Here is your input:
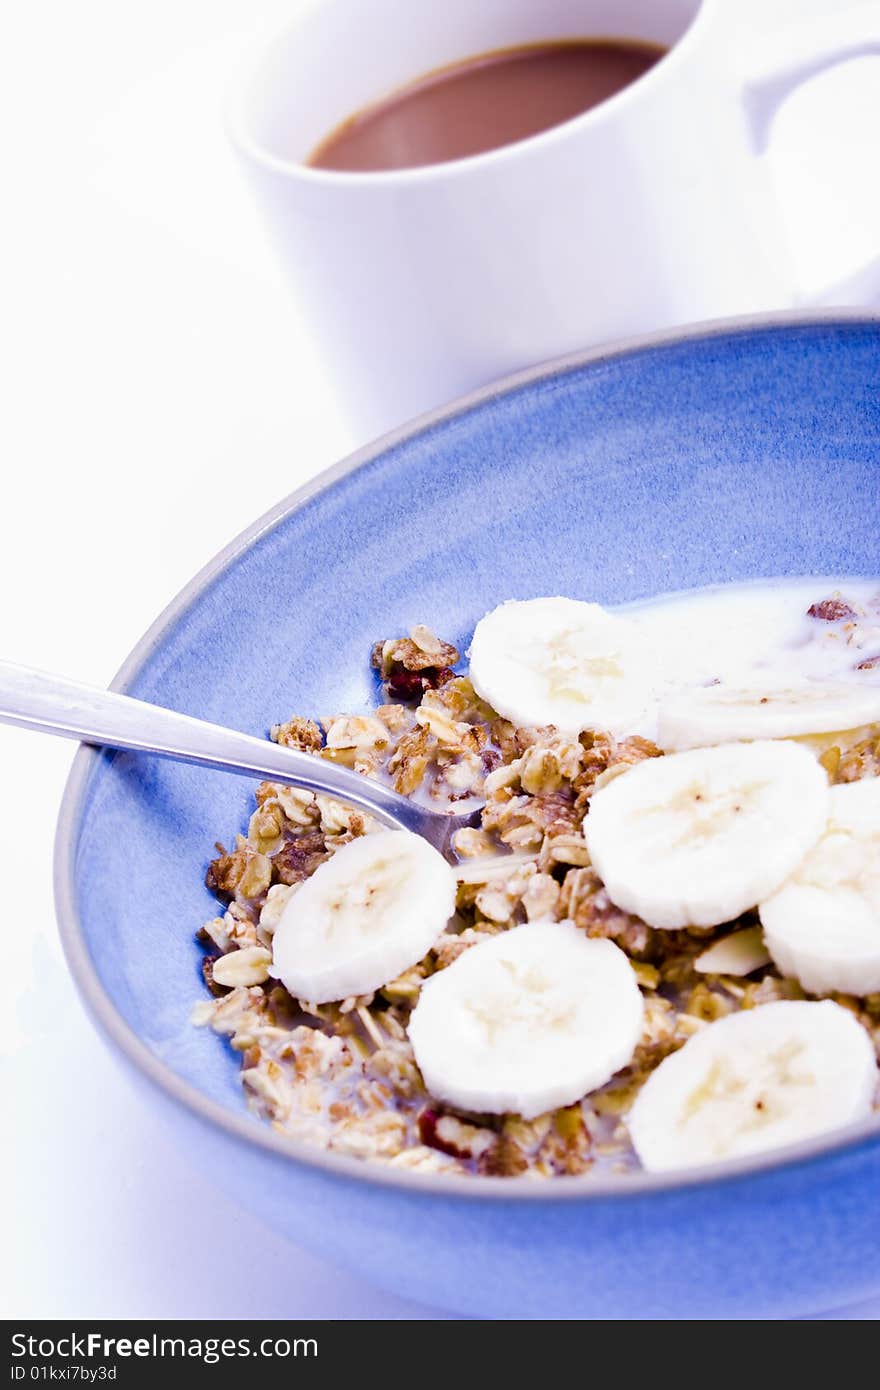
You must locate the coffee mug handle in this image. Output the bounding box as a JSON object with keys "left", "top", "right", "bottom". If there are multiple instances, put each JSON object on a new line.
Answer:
{"left": 737, "top": 1, "right": 880, "bottom": 303}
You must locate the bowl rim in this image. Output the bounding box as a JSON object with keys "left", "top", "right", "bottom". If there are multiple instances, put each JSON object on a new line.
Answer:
{"left": 55, "top": 307, "right": 880, "bottom": 1203}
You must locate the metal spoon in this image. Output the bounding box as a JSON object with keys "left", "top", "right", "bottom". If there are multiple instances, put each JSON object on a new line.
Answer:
{"left": 0, "top": 661, "right": 482, "bottom": 860}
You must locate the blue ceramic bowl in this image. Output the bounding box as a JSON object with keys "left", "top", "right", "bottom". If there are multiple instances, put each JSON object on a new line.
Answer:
{"left": 56, "top": 314, "right": 880, "bottom": 1319}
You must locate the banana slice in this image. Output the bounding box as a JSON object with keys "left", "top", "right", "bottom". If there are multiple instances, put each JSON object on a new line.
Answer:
{"left": 271, "top": 830, "right": 456, "bottom": 1004}
{"left": 583, "top": 741, "right": 828, "bottom": 929}
{"left": 467, "top": 597, "right": 654, "bottom": 735}
{"left": 759, "top": 778, "right": 880, "bottom": 996}
{"left": 658, "top": 680, "right": 880, "bottom": 751}
{"left": 629, "top": 1000, "right": 877, "bottom": 1172}
{"left": 407, "top": 920, "right": 643, "bottom": 1119}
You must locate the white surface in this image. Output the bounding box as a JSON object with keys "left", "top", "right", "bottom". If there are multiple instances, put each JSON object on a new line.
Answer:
{"left": 1, "top": 0, "right": 878, "bottom": 1320}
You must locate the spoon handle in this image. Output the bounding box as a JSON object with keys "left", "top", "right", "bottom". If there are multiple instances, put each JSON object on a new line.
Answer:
{"left": 0, "top": 659, "right": 427, "bottom": 835}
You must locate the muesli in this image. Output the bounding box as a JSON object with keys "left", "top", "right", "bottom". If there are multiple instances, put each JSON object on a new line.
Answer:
{"left": 192, "top": 581, "right": 880, "bottom": 1177}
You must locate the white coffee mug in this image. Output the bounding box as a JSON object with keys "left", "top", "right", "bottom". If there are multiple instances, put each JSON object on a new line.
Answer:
{"left": 228, "top": 0, "right": 880, "bottom": 440}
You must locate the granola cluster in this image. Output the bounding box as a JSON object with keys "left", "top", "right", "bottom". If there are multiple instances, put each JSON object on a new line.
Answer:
{"left": 192, "top": 625, "right": 880, "bottom": 1178}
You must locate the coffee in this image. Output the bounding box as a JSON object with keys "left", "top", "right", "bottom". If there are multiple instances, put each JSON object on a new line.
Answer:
{"left": 308, "top": 38, "right": 665, "bottom": 173}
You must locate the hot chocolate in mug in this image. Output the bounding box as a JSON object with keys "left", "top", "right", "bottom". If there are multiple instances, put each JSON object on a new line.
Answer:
{"left": 228, "top": 0, "right": 880, "bottom": 439}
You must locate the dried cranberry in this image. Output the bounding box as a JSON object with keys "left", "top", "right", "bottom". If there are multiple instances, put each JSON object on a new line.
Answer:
{"left": 418, "top": 1108, "right": 471, "bottom": 1159}
{"left": 386, "top": 668, "right": 423, "bottom": 701}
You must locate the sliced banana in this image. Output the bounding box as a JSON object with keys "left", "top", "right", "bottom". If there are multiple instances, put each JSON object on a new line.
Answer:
{"left": 467, "top": 597, "right": 654, "bottom": 735}
{"left": 628, "top": 1000, "right": 877, "bottom": 1172}
{"left": 271, "top": 830, "right": 456, "bottom": 1004}
{"left": 658, "top": 679, "right": 880, "bottom": 751}
{"left": 583, "top": 741, "right": 828, "bottom": 929}
{"left": 407, "top": 920, "right": 644, "bottom": 1120}
{"left": 759, "top": 778, "right": 880, "bottom": 996}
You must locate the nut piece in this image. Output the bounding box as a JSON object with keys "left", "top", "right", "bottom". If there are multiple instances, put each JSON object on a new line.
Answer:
{"left": 211, "top": 946, "right": 272, "bottom": 988}
{"left": 270, "top": 716, "right": 323, "bottom": 752}
{"left": 807, "top": 595, "right": 857, "bottom": 622}
{"left": 379, "top": 634, "right": 459, "bottom": 673}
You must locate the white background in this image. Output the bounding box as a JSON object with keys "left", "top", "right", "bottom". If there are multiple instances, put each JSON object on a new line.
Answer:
{"left": 1, "top": 1, "right": 879, "bottom": 1320}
